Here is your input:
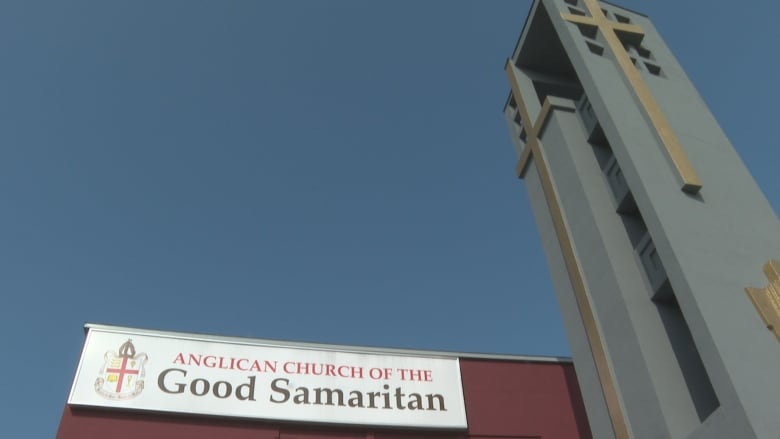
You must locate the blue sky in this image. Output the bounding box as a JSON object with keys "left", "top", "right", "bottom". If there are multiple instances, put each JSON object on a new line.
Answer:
{"left": 0, "top": 1, "right": 777, "bottom": 437}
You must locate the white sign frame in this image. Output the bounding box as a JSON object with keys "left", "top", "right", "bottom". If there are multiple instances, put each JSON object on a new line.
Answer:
{"left": 68, "top": 326, "right": 468, "bottom": 429}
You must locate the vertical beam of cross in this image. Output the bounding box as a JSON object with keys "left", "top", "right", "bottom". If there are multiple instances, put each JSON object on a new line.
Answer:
{"left": 562, "top": 0, "right": 703, "bottom": 194}
{"left": 506, "top": 60, "right": 630, "bottom": 439}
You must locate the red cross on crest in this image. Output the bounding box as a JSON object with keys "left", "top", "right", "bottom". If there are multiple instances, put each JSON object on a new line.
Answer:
{"left": 95, "top": 339, "right": 148, "bottom": 400}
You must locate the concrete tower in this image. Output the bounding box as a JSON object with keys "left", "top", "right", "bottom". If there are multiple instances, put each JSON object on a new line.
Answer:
{"left": 503, "top": 1, "right": 780, "bottom": 438}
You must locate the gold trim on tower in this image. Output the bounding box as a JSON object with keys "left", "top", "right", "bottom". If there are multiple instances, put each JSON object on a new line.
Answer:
{"left": 745, "top": 260, "right": 780, "bottom": 342}
{"left": 561, "top": 0, "right": 703, "bottom": 194}
{"left": 506, "top": 60, "right": 630, "bottom": 439}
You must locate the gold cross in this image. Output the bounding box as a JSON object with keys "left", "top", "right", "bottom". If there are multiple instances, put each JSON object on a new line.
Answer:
{"left": 506, "top": 64, "right": 558, "bottom": 178}
{"left": 562, "top": 0, "right": 703, "bottom": 194}
{"left": 506, "top": 60, "right": 630, "bottom": 439}
{"left": 745, "top": 260, "right": 780, "bottom": 342}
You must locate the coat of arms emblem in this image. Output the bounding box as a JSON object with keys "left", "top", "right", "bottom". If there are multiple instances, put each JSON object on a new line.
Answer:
{"left": 94, "top": 339, "right": 148, "bottom": 400}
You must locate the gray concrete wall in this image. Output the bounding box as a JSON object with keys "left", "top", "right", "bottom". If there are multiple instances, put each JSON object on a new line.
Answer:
{"left": 523, "top": 155, "right": 615, "bottom": 439}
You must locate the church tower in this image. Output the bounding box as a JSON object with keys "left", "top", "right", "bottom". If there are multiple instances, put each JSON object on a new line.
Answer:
{"left": 503, "top": 1, "right": 780, "bottom": 438}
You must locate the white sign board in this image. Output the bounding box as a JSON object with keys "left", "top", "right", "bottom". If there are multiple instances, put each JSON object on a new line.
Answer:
{"left": 68, "top": 327, "right": 468, "bottom": 429}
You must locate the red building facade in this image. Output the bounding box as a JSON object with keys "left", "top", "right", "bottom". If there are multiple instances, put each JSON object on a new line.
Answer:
{"left": 58, "top": 325, "right": 590, "bottom": 439}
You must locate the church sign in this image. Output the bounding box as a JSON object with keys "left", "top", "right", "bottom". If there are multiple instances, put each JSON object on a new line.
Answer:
{"left": 68, "top": 327, "right": 468, "bottom": 429}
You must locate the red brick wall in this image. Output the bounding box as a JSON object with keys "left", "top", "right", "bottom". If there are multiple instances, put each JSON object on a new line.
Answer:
{"left": 460, "top": 359, "right": 591, "bottom": 439}
{"left": 57, "top": 359, "right": 590, "bottom": 439}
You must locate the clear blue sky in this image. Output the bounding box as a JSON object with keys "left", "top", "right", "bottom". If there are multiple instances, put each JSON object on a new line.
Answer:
{"left": 0, "top": 1, "right": 777, "bottom": 437}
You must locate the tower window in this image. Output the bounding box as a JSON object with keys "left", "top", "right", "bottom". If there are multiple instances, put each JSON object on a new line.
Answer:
{"left": 614, "top": 13, "right": 631, "bottom": 24}
{"left": 576, "top": 22, "right": 599, "bottom": 39}
{"left": 586, "top": 41, "right": 605, "bottom": 56}
{"left": 644, "top": 62, "right": 663, "bottom": 76}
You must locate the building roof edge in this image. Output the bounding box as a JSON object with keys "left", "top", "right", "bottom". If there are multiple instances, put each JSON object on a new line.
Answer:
{"left": 83, "top": 322, "right": 572, "bottom": 364}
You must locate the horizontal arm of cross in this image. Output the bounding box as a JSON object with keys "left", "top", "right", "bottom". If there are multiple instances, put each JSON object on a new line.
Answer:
{"left": 612, "top": 22, "right": 644, "bottom": 37}
{"left": 561, "top": 13, "right": 597, "bottom": 27}
{"left": 561, "top": 13, "right": 644, "bottom": 39}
